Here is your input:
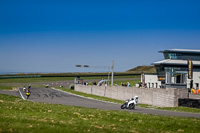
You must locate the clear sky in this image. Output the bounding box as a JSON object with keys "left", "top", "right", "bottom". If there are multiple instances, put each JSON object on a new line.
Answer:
{"left": 0, "top": 0, "right": 200, "bottom": 73}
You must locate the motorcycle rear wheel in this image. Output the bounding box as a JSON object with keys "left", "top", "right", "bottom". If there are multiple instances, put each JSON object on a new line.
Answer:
{"left": 128, "top": 103, "right": 135, "bottom": 110}
{"left": 26, "top": 95, "right": 30, "bottom": 99}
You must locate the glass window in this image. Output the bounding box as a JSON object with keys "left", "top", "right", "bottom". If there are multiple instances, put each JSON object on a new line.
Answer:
{"left": 164, "top": 53, "right": 169, "bottom": 59}
{"left": 163, "top": 52, "right": 180, "bottom": 59}
{"left": 169, "top": 53, "right": 177, "bottom": 59}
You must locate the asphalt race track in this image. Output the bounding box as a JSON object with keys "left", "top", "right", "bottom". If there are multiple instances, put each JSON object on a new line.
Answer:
{"left": 1, "top": 87, "right": 200, "bottom": 118}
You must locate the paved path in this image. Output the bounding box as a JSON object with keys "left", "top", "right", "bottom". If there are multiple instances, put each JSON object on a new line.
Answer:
{"left": 1, "top": 88, "right": 200, "bottom": 118}
{"left": 0, "top": 90, "right": 21, "bottom": 97}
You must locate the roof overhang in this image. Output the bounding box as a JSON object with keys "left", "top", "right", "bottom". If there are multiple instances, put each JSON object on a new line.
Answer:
{"left": 152, "top": 59, "right": 200, "bottom": 66}
{"left": 159, "top": 49, "right": 200, "bottom": 54}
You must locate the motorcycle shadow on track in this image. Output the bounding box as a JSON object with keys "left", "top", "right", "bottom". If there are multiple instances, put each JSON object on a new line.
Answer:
{"left": 121, "top": 96, "right": 138, "bottom": 110}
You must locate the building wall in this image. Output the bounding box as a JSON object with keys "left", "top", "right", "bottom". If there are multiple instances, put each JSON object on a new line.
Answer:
{"left": 141, "top": 74, "right": 162, "bottom": 88}
{"left": 75, "top": 85, "right": 182, "bottom": 107}
{"left": 143, "top": 72, "right": 200, "bottom": 89}
{"left": 187, "top": 72, "right": 200, "bottom": 89}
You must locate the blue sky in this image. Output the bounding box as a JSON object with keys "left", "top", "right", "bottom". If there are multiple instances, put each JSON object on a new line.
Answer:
{"left": 0, "top": 0, "right": 200, "bottom": 73}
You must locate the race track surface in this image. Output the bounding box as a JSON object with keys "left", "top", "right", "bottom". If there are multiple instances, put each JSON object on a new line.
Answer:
{"left": 1, "top": 87, "right": 200, "bottom": 118}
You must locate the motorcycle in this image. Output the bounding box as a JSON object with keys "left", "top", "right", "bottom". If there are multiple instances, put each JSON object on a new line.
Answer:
{"left": 121, "top": 96, "right": 138, "bottom": 110}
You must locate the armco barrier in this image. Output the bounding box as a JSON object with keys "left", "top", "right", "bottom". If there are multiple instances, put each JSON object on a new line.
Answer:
{"left": 75, "top": 85, "right": 186, "bottom": 107}
{"left": 0, "top": 75, "right": 41, "bottom": 79}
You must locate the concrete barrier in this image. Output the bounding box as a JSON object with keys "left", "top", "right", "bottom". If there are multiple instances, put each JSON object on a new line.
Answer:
{"left": 189, "top": 93, "right": 200, "bottom": 99}
{"left": 75, "top": 85, "right": 187, "bottom": 107}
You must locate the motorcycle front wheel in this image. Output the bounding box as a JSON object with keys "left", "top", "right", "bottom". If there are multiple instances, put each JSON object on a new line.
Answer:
{"left": 121, "top": 104, "right": 126, "bottom": 109}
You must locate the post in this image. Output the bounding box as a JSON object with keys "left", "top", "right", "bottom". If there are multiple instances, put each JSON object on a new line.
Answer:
{"left": 108, "top": 72, "right": 110, "bottom": 86}
{"left": 111, "top": 60, "right": 114, "bottom": 86}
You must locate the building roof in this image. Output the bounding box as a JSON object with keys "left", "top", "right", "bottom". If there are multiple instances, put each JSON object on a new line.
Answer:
{"left": 152, "top": 59, "right": 200, "bottom": 66}
{"left": 159, "top": 49, "right": 200, "bottom": 54}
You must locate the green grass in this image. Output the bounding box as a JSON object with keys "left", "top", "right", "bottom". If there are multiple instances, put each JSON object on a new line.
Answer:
{"left": 0, "top": 77, "right": 75, "bottom": 83}
{"left": 155, "top": 106, "right": 200, "bottom": 114}
{"left": 0, "top": 75, "right": 139, "bottom": 84}
{"left": 0, "top": 94, "right": 200, "bottom": 133}
{"left": 56, "top": 87, "right": 200, "bottom": 114}
{"left": 0, "top": 85, "right": 13, "bottom": 90}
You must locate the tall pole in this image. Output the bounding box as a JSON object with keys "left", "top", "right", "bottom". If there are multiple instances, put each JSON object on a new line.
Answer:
{"left": 111, "top": 60, "right": 114, "bottom": 86}
{"left": 108, "top": 72, "right": 110, "bottom": 86}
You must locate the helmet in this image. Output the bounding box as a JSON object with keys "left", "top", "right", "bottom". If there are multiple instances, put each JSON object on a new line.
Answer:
{"left": 134, "top": 96, "right": 138, "bottom": 99}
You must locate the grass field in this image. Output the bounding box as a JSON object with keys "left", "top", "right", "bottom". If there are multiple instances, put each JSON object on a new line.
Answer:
{"left": 0, "top": 85, "right": 13, "bottom": 90}
{"left": 0, "top": 75, "right": 141, "bottom": 91}
{"left": 1, "top": 75, "right": 200, "bottom": 132}
{"left": 0, "top": 77, "right": 75, "bottom": 83}
{"left": 0, "top": 75, "right": 140, "bottom": 84}
{"left": 0, "top": 94, "right": 200, "bottom": 133}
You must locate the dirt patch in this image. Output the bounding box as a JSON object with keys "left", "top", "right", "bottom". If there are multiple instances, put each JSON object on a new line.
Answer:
{"left": 12, "top": 88, "right": 18, "bottom": 91}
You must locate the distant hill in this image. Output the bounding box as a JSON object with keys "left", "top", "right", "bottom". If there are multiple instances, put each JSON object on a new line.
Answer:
{"left": 126, "top": 66, "right": 156, "bottom": 73}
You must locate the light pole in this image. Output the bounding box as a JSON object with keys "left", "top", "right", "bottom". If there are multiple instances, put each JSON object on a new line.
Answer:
{"left": 75, "top": 60, "right": 114, "bottom": 86}
{"left": 111, "top": 60, "right": 114, "bottom": 86}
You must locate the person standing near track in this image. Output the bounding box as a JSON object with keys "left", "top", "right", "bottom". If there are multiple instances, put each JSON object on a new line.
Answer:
{"left": 197, "top": 87, "right": 199, "bottom": 94}
{"left": 127, "top": 82, "right": 131, "bottom": 87}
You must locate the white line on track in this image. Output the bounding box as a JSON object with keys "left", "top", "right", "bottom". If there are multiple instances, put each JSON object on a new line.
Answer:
{"left": 18, "top": 88, "right": 26, "bottom": 100}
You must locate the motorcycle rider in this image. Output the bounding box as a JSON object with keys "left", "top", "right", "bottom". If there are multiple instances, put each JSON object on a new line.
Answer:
{"left": 129, "top": 96, "right": 138, "bottom": 106}
{"left": 134, "top": 96, "right": 138, "bottom": 106}
{"left": 26, "top": 89, "right": 31, "bottom": 99}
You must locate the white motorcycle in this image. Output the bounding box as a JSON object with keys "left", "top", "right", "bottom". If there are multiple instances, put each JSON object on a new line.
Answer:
{"left": 121, "top": 96, "right": 138, "bottom": 110}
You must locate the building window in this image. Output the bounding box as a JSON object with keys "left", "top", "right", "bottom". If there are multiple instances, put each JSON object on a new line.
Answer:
{"left": 164, "top": 53, "right": 169, "bottom": 59}
{"left": 169, "top": 53, "right": 177, "bottom": 59}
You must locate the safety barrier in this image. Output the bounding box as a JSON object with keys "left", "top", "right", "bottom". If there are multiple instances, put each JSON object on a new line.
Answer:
{"left": 0, "top": 75, "right": 41, "bottom": 79}
{"left": 74, "top": 84, "right": 186, "bottom": 107}
{"left": 178, "top": 98, "right": 200, "bottom": 109}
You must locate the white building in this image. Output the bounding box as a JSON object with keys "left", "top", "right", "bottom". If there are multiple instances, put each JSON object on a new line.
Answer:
{"left": 142, "top": 49, "right": 200, "bottom": 89}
